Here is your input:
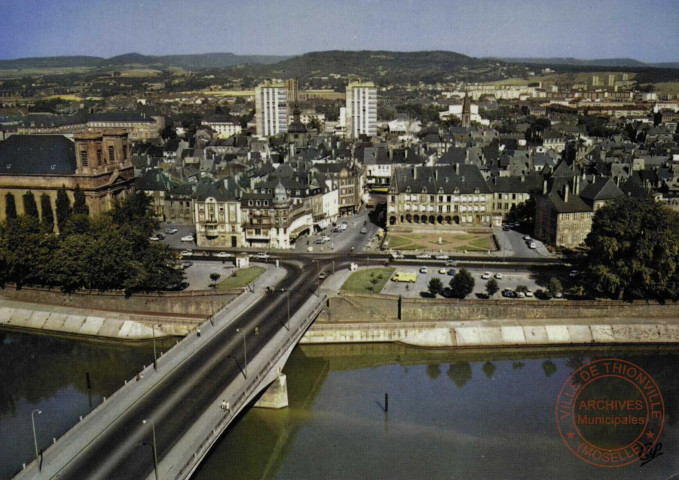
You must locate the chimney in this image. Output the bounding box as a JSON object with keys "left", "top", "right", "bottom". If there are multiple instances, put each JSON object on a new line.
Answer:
{"left": 435, "top": 169, "right": 438, "bottom": 181}
{"left": 521, "top": 175, "right": 525, "bottom": 182}
{"left": 543, "top": 179, "right": 548, "bottom": 194}
{"left": 455, "top": 163, "right": 460, "bottom": 175}
{"left": 564, "top": 184, "right": 570, "bottom": 202}
{"left": 413, "top": 167, "right": 417, "bottom": 180}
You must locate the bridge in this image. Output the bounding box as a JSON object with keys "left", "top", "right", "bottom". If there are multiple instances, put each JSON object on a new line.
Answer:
{"left": 14, "top": 258, "right": 335, "bottom": 480}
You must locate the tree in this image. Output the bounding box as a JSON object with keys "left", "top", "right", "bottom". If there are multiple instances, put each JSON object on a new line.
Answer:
{"left": 73, "top": 185, "right": 89, "bottom": 216}
{"left": 482, "top": 361, "right": 496, "bottom": 379}
{"left": 583, "top": 196, "right": 679, "bottom": 301}
{"left": 542, "top": 360, "right": 558, "bottom": 377}
{"left": 55, "top": 186, "right": 71, "bottom": 233}
{"left": 428, "top": 277, "right": 443, "bottom": 297}
{"left": 40, "top": 194, "right": 54, "bottom": 232}
{"left": 449, "top": 268, "right": 475, "bottom": 299}
{"left": 5, "top": 193, "right": 16, "bottom": 220}
{"left": 210, "top": 272, "right": 221, "bottom": 288}
{"left": 23, "top": 192, "right": 39, "bottom": 219}
{"left": 506, "top": 195, "right": 537, "bottom": 226}
{"left": 485, "top": 278, "right": 499, "bottom": 297}
{"left": 548, "top": 277, "right": 563, "bottom": 297}
{"left": 447, "top": 362, "right": 472, "bottom": 388}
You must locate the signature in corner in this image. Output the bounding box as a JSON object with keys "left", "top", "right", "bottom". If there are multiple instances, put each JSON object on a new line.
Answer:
{"left": 639, "top": 441, "right": 664, "bottom": 467}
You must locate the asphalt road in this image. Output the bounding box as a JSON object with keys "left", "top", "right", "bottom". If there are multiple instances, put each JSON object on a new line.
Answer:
{"left": 54, "top": 258, "right": 327, "bottom": 480}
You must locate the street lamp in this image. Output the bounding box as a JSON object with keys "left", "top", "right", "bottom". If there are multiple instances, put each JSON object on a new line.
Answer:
{"left": 236, "top": 328, "right": 247, "bottom": 377}
{"left": 142, "top": 419, "right": 158, "bottom": 480}
{"left": 31, "top": 409, "right": 41, "bottom": 463}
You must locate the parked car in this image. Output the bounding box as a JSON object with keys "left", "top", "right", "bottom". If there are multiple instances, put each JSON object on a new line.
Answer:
{"left": 481, "top": 272, "right": 492, "bottom": 280}
{"left": 180, "top": 250, "right": 193, "bottom": 257}
{"left": 149, "top": 235, "right": 160, "bottom": 242}
{"left": 448, "top": 268, "right": 456, "bottom": 276}
{"left": 182, "top": 261, "right": 193, "bottom": 269}
{"left": 502, "top": 289, "right": 516, "bottom": 298}
{"left": 435, "top": 254, "right": 449, "bottom": 260}
{"left": 554, "top": 292, "right": 564, "bottom": 299}
{"left": 319, "top": 272, "right": 327, "bottom": 280}
{"left": 360, "top": 227, "right": 367, "bottom": 234}
{"left": 165, "top": 228, "right": 178, "bottom": 234}
{"left": 314, "top": 238, "right": 325, "bottom": 244}
{"left": 525, "top": 289, "right": 534, "bottom": 297}
{"left": 569, "top": 270, "right": 580, "bottom": 277}
{"left": 420, "top": 267, "right": 428, "bottom": 274}
{"left": 390, "top": 251, "right": 404, "bottom": 259}
{"left": 215, "top": 252, "right": 231, "bottom": 258}
{"left": 523, "top": 235, "right": 531, "bottom": 241}
{"left": 502, "top": 225, "right": 510, "bottom": 231}
{"left": 416, "top": 253, "right": 432, "bottom": 259}
{"left": 254, "top": 252, "right": 270, "bottom": 259}
{"left": 181, "top": 235, "right": 194, "bottom": 242}
{"left": 438, "top": 268, "right": 447, "bottom": 274}
{"left": 445, "top": 260, "right": 456, "bottom": 267}
{"left": 515, "top": 291, "right": 526, "bottom": 298}
{"left": 528, "top": 242, "right": 537, "bottom": 249}
{"left": 495, "top": 273, "right": 503, "bottom": 279}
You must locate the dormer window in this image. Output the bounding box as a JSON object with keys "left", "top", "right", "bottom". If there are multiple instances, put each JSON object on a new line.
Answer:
{"left": 50, "top": 165, "right": 56, "bottom": 170}
{"left": 474, "top": 187, "right": 480, "bottom": 194}
{"left": 454, "top": 188, "right": 460, "bottom": 194}
{"left": 405, "top": 186, "right": 411, "bottom": 193}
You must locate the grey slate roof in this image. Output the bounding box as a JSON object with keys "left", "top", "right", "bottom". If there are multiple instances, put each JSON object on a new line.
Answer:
{"left": 392, "top": 164, "right": 491, "bottom": 195}
{"left": 489, "top": 174, "right": 543, "bottom": 193}
{"left": 0, "top": 135, "right": 76, "bottom": 175}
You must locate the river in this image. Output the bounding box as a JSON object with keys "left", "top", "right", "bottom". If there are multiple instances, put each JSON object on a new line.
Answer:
{"left": 1, "top": 330, "right": 678, "bottom": 479}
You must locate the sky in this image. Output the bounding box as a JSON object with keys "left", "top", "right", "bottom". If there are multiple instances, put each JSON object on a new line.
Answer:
{"left": 0, "top": 0, "right": 678, "bottom": 62}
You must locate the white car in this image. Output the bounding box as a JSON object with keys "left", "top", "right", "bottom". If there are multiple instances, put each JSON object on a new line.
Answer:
{"left": 254, "top": 252, "right": 270, "bottom": 259}
{"left": 165, "top": 228, "right": 178, "bottom": 234}
{"left": 390, "top": 251, "right": 404, "bottom": 259}
{"left": 523, "top": 235, "right": 531, "bottom": 241}
{"left": 528, "top": 242, "right": 537, "bottom": 249}
{"left": 416, "top": 253, "right": 432, "bottom": 259}
{"left": 181, "top": 235, "right": 194, "bottom": 242}
{"left": 180, "top": 250, "right": 193, "bottom": 257}
{"left": 438, "top": 268, "right": 447, "bottom": 274}
{"left": 420, "top": 267, "right": 428, "bottom": 274}
{"left": 215, "top": 252, "right": 231, "bottom": 258}
{"left": 525, "top": 289, "right": 534, "bottom": 297}
{"left": 481, "top": 272, "right": 492, "bottom": 279}
{"left": 495, "top": 273, "right": 503, "bottom": 279}
{"left": 149, "top": 235, "right": 160, "bottom": 242}
{"left": 435, "top": 254, "right": 449, "bottom": 260}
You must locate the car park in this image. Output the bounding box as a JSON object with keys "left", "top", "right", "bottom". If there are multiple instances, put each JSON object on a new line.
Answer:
{"left": 165, "top": 228, "right": 178, "bottom": 234}
{"left": 416, "top": 253, "right": 432, "bottom": 259}
{"left": 495, "top": 273, "right": 503, "bottom": 279}
{"left": 181, "top": 235, "right": 194, "bottom": 242}
{"left": 481, "top": 272, "right": 492, "bottom": 279}
{"left": 435, "top": 254, "right": 449, "bottom": 260}
{"left": 420, "top": 267, "right": 428, "bottom": 274}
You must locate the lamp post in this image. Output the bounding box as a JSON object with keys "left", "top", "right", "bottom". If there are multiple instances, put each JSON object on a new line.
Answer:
{"left": 152, "top": 324, "right": 157, "bottom": 370}
{"left": 236, "top": 328, "right": 247, "bottom": 377}
{"left": 142, "top": 419, "right": 158, "bottom": 480}
{"left": 31, "top": 409, "right": 41, "bottom": 463}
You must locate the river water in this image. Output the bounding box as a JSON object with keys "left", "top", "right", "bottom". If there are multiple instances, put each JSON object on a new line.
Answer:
{"left": 1, "top": 330, "right": 678, "bottom": 479}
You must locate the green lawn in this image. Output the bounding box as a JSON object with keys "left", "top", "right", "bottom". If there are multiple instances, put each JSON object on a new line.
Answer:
{"left": 217, "top": 266, "right": 266, "bottom": 290}
{"left": 341, "top": 268, "right": 395, "bottom": 294}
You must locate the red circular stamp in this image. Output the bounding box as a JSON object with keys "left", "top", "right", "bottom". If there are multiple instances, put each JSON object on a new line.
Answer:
{"left": 556, "top": 358, "right": 665, "bottom": 467}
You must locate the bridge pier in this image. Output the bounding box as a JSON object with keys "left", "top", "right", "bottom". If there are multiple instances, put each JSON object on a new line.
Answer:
{"left": 254, "top": 373, "right": 289, "bottom": 409}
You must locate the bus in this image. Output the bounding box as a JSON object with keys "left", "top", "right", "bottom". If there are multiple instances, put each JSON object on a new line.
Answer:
{"left": 392, "top": 272, "right": 417, "bottom": 283}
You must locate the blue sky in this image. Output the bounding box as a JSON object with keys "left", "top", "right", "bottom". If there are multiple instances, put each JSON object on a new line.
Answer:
{"left": 0, "top": 0, "right": 677, "bottom": 61}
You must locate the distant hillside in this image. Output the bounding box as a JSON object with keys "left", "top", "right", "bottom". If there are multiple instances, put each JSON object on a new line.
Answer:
{"left": 254, "top": 50, "right": 510, "bottom": 83}
{"left": 0, "top": 52, "right": 290, "bottom": 71}
{"left": 500, "top": 57, "right": 650, "bottom": 67}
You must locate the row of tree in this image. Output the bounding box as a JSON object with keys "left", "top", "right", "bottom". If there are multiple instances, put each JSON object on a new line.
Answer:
{"left": 5, "top": 186, "right": 89, "bottom": 234}
{"left": 0, "top": 191, "right": 183, "bottom": 294}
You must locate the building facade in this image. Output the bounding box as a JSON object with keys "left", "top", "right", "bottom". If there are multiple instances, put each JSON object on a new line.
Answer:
{"left": 255, "top": 81, "right": 288, "bottom": 137}
{"left": 345, "top": 81, "right": 377, "bottom": 139}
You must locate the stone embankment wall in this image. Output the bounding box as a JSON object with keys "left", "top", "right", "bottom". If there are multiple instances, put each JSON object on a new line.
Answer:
{"left": 320, "top": 293, "right": 679, "bottom": 323}
{"left": 0, "top": 286, "right": 239, "bottom": 317}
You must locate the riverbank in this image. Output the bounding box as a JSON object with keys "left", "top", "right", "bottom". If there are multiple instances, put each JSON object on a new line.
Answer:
{"left": 301, "top": 317, "right": 679, "bottom": 348}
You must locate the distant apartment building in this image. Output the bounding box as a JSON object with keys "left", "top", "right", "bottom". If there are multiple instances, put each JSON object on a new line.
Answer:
{"left": 201, "top": 115, "right": 242, "bottom": 139}
{"left": 345, "top": 81, "right": 377, "bottom": 139}
{"left": 255, "top": 81, "right": 288, "bottom": 137}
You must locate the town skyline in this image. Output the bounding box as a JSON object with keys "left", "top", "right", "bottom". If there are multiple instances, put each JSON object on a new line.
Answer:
{"left": 1, "top": 0, "right": 677, "bottom": 62}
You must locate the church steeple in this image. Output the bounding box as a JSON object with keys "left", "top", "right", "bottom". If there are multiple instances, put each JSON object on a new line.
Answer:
{"left": 461, "top": 91, "right": 471, "bottom": 128}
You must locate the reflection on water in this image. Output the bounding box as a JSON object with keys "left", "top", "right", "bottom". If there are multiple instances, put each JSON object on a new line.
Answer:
{"left": 0, "top": 329, "right": 174, "bottom": 479}
{"left": 195, "top": 344, "right": 679, "bottom": 480}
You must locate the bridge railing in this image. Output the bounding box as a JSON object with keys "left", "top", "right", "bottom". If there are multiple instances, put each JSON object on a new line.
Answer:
{"left": 174, "top": 294, "right": 328, "bottom": 480}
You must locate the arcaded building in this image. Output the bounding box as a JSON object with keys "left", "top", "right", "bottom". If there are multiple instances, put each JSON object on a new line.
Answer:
{"left": 0, "top": 131, "right": 135, "bottom": 227}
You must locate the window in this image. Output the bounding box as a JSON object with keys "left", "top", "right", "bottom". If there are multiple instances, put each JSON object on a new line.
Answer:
{"left": 108, "top": 146, "right": 115, "bottom": 163}
{"left": 81, "top": 150, "right": 89, "bottom": 167}
{"left": 97, "top": 149, "right": 102, "bottom": 164}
